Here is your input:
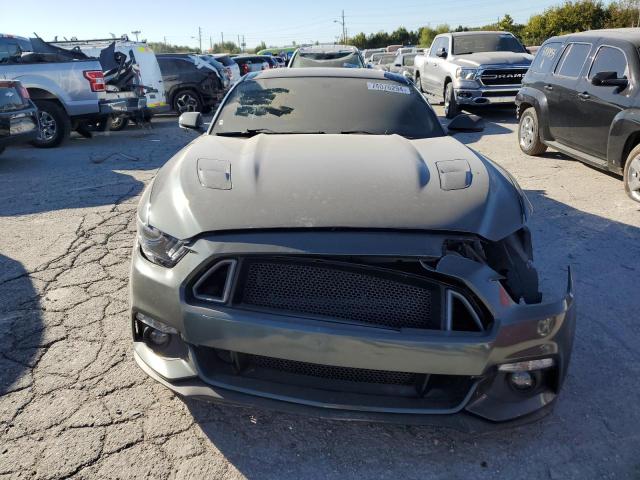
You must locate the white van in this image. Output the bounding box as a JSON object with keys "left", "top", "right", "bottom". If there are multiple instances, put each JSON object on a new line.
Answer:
{"left": 51, "top": 37, "right": 168, "bottom": 119}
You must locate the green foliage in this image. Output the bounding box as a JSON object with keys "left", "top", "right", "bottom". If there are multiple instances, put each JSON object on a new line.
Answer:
{"left": 418, "top": 24, "right": 450, "bottom": 47}
{"left": 347, "top": 26, "right": 420, "bottom": 49}
{"left": 253, "top": 41, "right": 267, "bottom": 54}
{"left": 209, "top": 41, "right": 241, "bottom": 54}
{"left": 147, "top": 42, "right": 194, "bottom": 54}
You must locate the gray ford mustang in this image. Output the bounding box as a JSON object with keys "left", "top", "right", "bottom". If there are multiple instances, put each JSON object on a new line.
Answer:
{"left": 130, "top": 68, "right": 575, "bottom": 428}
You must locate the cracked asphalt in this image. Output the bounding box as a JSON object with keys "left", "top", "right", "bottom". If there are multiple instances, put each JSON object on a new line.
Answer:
{"left": 1, "top": 107, "right": 639, "bottom": 479}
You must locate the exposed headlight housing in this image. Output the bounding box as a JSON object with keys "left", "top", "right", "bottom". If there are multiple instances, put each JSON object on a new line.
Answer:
{"left": 137, "top": 219, "right": 189, "bottom": 267}
{"left": 456, "top": 67, "right": 478, "bottom": 80}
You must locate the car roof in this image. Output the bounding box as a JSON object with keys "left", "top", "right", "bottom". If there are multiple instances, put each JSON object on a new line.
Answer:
{"left": 247, "top": 67, "right": 409, "bottom": 83}
{"left": 553, "top": 28, "right": 640, "bottom": 47}
{"left": 298, "top": 44, "right": 358, "bottom": 53}
{"left": 448, "top": 31, "right": 513, "bottom": 37}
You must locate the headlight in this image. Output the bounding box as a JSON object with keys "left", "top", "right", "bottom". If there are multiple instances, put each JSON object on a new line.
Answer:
{"left": 137, "top": 219, "right": 189, "bottom": 267}
{"left": 456, "top": 68, "right": 477, "bottom": 80}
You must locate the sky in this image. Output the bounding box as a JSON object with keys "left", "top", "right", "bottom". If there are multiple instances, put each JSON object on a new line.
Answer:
{"left": 0, "top": 0, "right": 616, "bottom": 49}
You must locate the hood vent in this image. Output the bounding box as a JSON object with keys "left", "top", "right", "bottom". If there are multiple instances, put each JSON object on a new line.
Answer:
{"left": 436, "top": 159, "right": 472, "bottom": 191}
{"left": 197, "top": 158, "right": 232, "bottom": 190}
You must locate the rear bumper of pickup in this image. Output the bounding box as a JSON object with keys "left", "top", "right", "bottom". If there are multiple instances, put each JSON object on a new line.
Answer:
{"left": 99, "top": 93, "right": 147, "bottom": 115}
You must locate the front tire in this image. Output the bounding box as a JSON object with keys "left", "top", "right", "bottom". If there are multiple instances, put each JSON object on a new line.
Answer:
{"left": 172, "top": 90, "right": 202, "bottom": 114}
{"left": 31, "top": 100, "right": 71, "bottom": 148}
{"left": 444, "top": 82, "right": 459, "bottom": 119}
{"left": 623, "top": 144, "right": 640, "bottom": 203}
{"left": 518, "top": 107, "right": 547, "bottom": 156}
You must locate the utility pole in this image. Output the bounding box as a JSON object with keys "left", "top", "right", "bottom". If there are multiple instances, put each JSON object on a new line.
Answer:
{"left": 334, "top": 11, "right": 346, "bottom": 44}
{"left": 131, "top": 30, "right": 141, "bottom": 42}
{"left": 221, "top": 32, "right": 224, "bottom": 47}
{"left": 198, "top": 26, "right": 202, "bottom": 53}
{"left": 163, "top": 36, "right": 167, "bottom": 48}
{"left": 242, "top": 35, "right": 245, "bottom": 52}
{"left": 209, "top": 36, "right": 213, "bottom": 51}
{"left": 238, "top": 35, "right": 241, "bottom": 52}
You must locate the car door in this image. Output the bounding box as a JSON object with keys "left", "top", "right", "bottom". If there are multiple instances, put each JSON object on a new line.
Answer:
{"left": 578, "top": 44, "right": 633, "bottom": 160}
{"left": 157, "top": 58, "right": 180, "bottom": 96}
{"left": 544, "top": 42, "right": 592, "bottom": 148}
{"left": 422, "top": 36, "right": 448, "bottom": 97}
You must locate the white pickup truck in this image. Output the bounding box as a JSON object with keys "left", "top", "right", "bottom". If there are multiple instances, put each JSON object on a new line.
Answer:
{"left": 0, "top": 35, "right": 146, "bottom": 147}
{"left": 414, "top": 31, "right": 533, "bottom": 118}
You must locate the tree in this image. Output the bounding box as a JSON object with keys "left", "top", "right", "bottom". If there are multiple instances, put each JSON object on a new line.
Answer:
{"left": 418, "top": 24, "right": 450, "bottom": 47}
{"left": 253, "top": 41, "right": 267, "bottom": 54}
{"left": 209, "top": 41, "right": 241, "bottom": 54}
{"left": 605, "top": 0, "right": 640, "bottom": 28}
{"left": 147, "top": 42, "right": 194, "bottom": 54}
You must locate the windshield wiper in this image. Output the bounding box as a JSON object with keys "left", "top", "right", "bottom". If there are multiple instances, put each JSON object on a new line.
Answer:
{"left": 215, "top": 128, "right": 325, "bottom": 137}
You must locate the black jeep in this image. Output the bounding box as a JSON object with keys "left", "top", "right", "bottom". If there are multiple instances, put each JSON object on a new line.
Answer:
{"left": 516, "top": 28, "right": 640, "bottom": 202}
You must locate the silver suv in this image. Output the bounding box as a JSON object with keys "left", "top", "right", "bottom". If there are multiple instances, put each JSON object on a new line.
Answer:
{"left": 414, "top": 31, "right": 533, "bottom": 118}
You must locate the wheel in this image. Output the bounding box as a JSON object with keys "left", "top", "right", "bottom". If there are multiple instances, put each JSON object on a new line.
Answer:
{"left": 30, "top": 100, "right": 71, "bottom": 148}
{"left": 416, "top": 73, "right": 424, "bottom": 93}
{"left": 108, "top": 115, "right": 129, "bottom": 131}
{"left": 623, "top": 144, "right": 640, "bottom": 202}
{"left": 444, "top": 82, "right": 460, "bottom": 119}
{"left": 172, "top": 90, "right": 202, "bottom": 114}
{"left": 518, "top": 107, "right": 547, "bottom": 156}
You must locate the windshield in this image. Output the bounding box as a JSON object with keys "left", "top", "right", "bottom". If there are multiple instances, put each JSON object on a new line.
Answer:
{"left": 210, "top": 76, "right": 443, "bottom": 139}
{"left": 291, "top": 51, "right": 363, "bottom": 68}
{"left": 378, "top": 54, "right": 397, "bottom": 65}
{"left": 452, "top": 33, "right": 526, "bottom": 55}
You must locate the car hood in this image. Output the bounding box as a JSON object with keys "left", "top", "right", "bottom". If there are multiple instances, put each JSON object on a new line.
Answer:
{"left": 452, "top": 51, "right": 533, "bottom": 67}
{"left": 146, "top": 134, "right": 525, "bottom": 241}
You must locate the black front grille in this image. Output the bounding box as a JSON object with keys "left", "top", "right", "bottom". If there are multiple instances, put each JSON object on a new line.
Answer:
{"left": 248, "top": 353, "right": 417, "bottom": 385}
{"left": 480, "top": 68, "right": 528, "bottom": 86}
{"left": 234, "top": 258, "right": 441, "bottom": 330}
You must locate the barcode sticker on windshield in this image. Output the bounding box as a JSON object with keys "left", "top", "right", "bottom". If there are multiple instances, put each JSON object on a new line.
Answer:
{"left": 367, "top": 82, "right": 411, "bottom": 95}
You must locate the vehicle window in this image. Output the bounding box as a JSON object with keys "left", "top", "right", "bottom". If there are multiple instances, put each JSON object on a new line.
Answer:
{"left": 378, "top": 54, "right": 397, "bottom": 65}
{"left": 529, "top": 42, "right": 563, "bottom": 73}
{"left": 589, "top": 46, "right": 628, "bottom": 79}
{"left": 554, "top": 43, "right": 591, "bottom": 78}
{"left": 157, "top": 58, "right": 177, "bottom": 75}
{"left": 211, "top": 77, "right": 443, "bottom": 139}
{"left": 452, "top": 33, "right": 526, "bottom": 55}
{"left": 429, "top": 37, "right": 446, "bottom": 57}
{"left": 291, "top": 51, "right": 363, "bottom": 68}
{"left": 403, "top": 54, "right": 417, "bottom": 66}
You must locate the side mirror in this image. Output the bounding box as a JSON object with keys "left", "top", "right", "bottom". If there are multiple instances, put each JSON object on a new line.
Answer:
{"left": 447, "top": 114, "right": 485, "bottom": 134}
{"left": 394, "top": 62, "right": 402, "bottom": 67}
{"left": 178, "top": 112, "right": 204, "bottom": 132}
{"left": 436, "top": 48, "right": 447, "bottom": 58}
{"left": 591, "top": 71, "right": 628, "bottom": 88}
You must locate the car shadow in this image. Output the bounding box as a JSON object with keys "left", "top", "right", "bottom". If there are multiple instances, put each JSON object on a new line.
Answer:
{"left": 0, "top": 254, "right": 42, "bottom": 396}
{"left": 0, "top": 120, "right": 197, "bottom": 217}
{"left": 438, "top": 108, "right": 514, "bottom": 142}
{"left": 179, "top": 187, "right": 639, "bottom": 479}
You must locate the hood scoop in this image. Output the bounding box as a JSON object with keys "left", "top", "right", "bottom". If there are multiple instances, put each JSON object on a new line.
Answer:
{"left": 198, "top": 158, "right": 232, "bottom": 190}
{"left": 436, "top": 159, "right": 472, "bottom": 191}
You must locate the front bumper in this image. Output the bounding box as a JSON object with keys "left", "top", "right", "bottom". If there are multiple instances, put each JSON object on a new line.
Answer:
{"left": 452, "top": 79, "right": 520, "bottom": 105}
{"left": 130, "top": 233, "right": 576, "bottom": 426}
{"left": 0, "top": 106, "right": 39, "bottom": 147}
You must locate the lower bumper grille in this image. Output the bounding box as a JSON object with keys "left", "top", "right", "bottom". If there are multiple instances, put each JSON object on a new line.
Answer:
{"left": 234, "top": 258, "right": 442, "bottom": 330}
{"left": 248, "top": 353, "right": 417, "bottom": 385}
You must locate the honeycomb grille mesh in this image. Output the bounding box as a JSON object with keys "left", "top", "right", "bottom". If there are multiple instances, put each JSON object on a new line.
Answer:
{"left": 248, "top": 353, "right": 417, "bottom": 385}
{"left": 238, "top": 260, "right": 437, "bottom": 329}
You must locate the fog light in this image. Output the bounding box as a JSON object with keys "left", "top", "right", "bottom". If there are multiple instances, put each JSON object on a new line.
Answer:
{"left": 509, "top": 371, "right": 535, "bottom": 390}
{"left": 498, "top": 358, "right": 554, "bottom": 372}
{"left": 146, "top": 327, "right": 170, "bottom": 347}
{"left": 135, "top": 312, "right": 177, "bottom": 334}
